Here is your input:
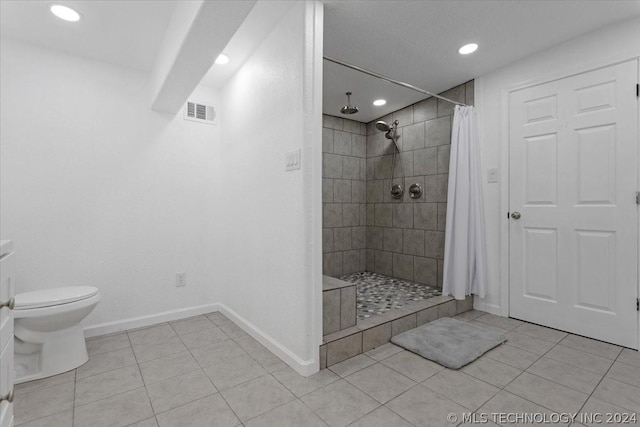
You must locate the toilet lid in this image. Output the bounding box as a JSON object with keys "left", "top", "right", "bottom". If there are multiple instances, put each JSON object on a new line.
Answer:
{"left": 14, "top": 286, "right": 99, "bottom": 309}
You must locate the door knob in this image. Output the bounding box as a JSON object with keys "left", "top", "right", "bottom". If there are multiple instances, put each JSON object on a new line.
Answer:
{"left": 0, "top": 297, "right": 14, "bottom": 310}
{"left": 0, "top": 389, "right": 13, "bottom": 403}
{"left": 511, "top": 212, "right": 521, "bottom": 220}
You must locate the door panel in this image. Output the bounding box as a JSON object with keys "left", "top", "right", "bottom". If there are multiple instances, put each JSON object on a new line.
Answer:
{"left": 524, "top": 134, "right": 558, "bottom": 205}
{"left": 509, "top": 60, "right": 639, "bottom": 349}
{"left": 523, "top": 227, "right": 558, "bottom": 301}
{"left": 575, "top": 124, "right": 616, "bottom": 205}
{"left": 575, "top": 230, "right": 616, "bottom": 312}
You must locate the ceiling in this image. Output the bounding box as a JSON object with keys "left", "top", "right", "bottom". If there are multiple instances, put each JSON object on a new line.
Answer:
{"left": 198, "top": 1, "right": 295, "bottom": 90}
{"left": 323, "top": 0, "right": 640, "bottom": 122}
{"left": 0, "top": 0, "right": 176, "bottom": 71}
{"left": 1, "top": 0, "right": 639, "bottom": 123}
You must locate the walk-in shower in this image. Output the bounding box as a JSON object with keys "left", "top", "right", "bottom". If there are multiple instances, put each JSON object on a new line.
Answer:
{"left": 322, "top": 57, "right": 471, "bottom": 334}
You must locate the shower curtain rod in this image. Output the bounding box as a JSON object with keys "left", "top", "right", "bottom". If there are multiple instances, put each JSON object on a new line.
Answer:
{"left": 323, "top": 56, "right": 468, "bottom": 107}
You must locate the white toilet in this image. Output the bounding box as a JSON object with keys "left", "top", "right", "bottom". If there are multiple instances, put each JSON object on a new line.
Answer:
{"left": 13, "top": 286, "right": 100, "bottom": 383}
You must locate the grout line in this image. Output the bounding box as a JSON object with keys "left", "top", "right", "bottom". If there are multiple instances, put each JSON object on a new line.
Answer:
{"left": 572, "top": 354, "right": 619, "bottom": 419}
{"left": 137, "top": 317, "right": 221, "bottom": 416}
{"left": 488, "top": 340, "right": 592, "bottom": 417}
{"left": 71, "top": 369, "right": 77, "bottom": 427}
{"left": 328, "top": 353, "right": 375, "bottom": 378}
{"left": 72, "top": 385, "right": 148, "bottom": 410}
{"left": 148, "top": 317, "right": 227, "bottom": 417}
{"left": 17, "top": 394, "right": 76, "bottom": 426}
{"left": 558, "top": 340, "right": 623, "bottom": 362}
{"left": 423, "top": 372, "right": 499, "bottom": 414}
{"left": 383, "top": 382, "right": 427, "bottom": 425}
{"left": 74, "top": 354, "right": 138, "bottom": 383}
{"left": 40, "top": 306, "right": 632, "bottom": 427}
{"left": 24, "top": 313, "right": 272, "bottom": 426}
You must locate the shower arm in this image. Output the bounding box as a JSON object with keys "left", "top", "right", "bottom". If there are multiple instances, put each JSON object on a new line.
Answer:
{"left": 324, "top": 56, "right": 468, "bottom": 107}
{"left": 391, "top": 141, "right": 404, "bottom": 194}
{"left": 389, "top": 123, "right": 405, "bottom": 198}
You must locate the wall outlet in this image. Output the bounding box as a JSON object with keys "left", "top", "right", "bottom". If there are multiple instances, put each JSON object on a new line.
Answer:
{"left": 285, "top": 149, "right": 301, "bottom": 171}
{"left": 487, "top": 168, "right": 499, "bottom": 183}
{"left": 176, "top": 272, "right": 186, "bottom": 287}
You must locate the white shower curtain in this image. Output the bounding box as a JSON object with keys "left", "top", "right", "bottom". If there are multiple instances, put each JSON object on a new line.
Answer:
{"left": 442, "top": 105, "right": 487, "bottom": 300}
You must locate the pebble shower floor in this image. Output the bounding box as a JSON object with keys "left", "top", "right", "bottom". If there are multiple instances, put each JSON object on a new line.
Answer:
{"left": 338, "top": 271, "right": 442, "bottom": 320}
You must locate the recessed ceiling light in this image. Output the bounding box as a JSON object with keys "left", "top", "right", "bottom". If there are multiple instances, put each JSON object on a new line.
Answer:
{"left": 458, "top": 43, "right": 478, "bottom": 55}
{"left": 215, "top": 54, "right": 230, "bottom": 65}
{"left": 373, "top": 99, "right": 387, "bottom": 106}
{"left": 50, "top": 4, "right": 81, "bottom": 22}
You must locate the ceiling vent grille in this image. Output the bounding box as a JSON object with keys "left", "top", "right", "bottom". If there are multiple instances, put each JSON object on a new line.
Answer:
{"left": 184, "top": 101, "right": 217, "bottom": 125}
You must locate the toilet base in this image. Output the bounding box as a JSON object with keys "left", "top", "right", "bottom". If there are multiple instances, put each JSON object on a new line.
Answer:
{"left": 14, "top": 323, "right": 89, "bottom": 384}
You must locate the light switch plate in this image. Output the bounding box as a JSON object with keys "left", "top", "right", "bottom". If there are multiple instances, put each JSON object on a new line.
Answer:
{"left": 176, "top": 272, "right": 186, "bottom": 287}
{"left": 487, "top": 168, "right": 499, "bottom": 183}
{"left": 286, "top": 149, "right": 301, "bottom": 171}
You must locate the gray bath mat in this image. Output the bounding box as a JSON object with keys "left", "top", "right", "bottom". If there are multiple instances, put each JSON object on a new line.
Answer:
{"left": 391, "top": 317, "right": 506, "bottom": 369}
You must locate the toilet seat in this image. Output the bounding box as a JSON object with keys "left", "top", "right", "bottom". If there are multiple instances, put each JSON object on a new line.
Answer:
{"left": 14, "top": 286, "right": 99, "bottom": 310}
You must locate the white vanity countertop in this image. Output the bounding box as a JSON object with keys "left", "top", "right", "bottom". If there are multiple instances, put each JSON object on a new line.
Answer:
{"left": 0, "top": 240, "right": 13, "bottom": 257}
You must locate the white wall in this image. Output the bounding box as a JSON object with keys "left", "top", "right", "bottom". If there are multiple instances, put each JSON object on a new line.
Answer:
{"left": 0, "top": 39, "right": 222, "bottom": 332}
{"left": 475, "top": 18, "right": 640, "bottom": 315}
{"left": 216, "top": 1, "right": 323, "bottom": 376}
{"left": 1, "top": 0, "right": 324, "bottom": 376}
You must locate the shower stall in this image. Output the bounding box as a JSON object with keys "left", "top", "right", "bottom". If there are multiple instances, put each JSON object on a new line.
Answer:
{"left": 320, "top": 59, "right": 475, "bottom": 367}
{"left": 322, "top": 105, "right": 450, "bottom": 321}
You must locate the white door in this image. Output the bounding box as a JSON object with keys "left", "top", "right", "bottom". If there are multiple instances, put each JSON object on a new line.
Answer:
{"left": 509, "top": 60, "right": 639, "bottom": 349}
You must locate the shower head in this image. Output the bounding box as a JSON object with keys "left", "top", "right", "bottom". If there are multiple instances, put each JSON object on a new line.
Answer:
{"left": 340, "top": 92, "right": 359, "bottom": 115}
{"left": 376, "top": 120, "right": 399, "bottom": 140}
{"left": 375, "top": 121, "right": 391, "bottom": 132}
{"left": 376, "top": 119, "right": 403, "bottom": 199}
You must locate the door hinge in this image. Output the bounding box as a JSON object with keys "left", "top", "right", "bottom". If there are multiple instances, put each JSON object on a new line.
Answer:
{"left": 636, "top": 192, "right": 640, "bottom": 205}
{"left": 636, "top": 83, "right": 639, "bottom": 97}
{"left": 637, "top": 297, "right": 639, "bottom": 311}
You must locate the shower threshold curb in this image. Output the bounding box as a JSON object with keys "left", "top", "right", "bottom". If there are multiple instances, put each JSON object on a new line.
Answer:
{"left": 320, "top": 294, "right": 474, "bottom": 369}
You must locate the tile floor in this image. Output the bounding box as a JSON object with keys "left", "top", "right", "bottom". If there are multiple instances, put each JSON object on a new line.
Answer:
{"left": 13, "top": 310, "right": 640, "bottom": 427}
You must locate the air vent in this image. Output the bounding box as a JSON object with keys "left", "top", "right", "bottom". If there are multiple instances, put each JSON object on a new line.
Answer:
{"left": 184, "top": 101, "right": 217, "bottom": 125}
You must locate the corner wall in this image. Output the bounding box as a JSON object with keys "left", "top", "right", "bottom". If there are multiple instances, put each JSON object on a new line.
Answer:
{"left": 0, "top": 39, "right": 221, "bottom": 330}
{"left": 322, "top": 116, "right": 367, "bottom": 276}
{"left": 217, "top": 1, "right": 323, "bottom": 375}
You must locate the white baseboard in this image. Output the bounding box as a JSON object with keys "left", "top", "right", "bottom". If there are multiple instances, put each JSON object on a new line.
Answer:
{"left": 83, "top": 302, "right": 319, "bottom": 377}
{"left": 473, "top": 300, "right": 503, "bottom": 316}
{"left": 83, "top": 303, "right": 221, "bottom": 338}
{"left": 216, "top": 303, "right": 318, "bottom": 377}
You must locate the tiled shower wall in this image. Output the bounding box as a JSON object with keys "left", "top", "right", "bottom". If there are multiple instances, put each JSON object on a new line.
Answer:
{"left": 322, "top": 116, "right": 368, "bottom": 276}
{"left": 322, "top": 80, "right": 474, "bottom": 284}
{"left": 365, "top": 81, "right": 474, "bottom": 287}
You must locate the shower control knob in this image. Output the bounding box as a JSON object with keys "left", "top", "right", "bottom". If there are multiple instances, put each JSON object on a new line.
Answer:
{"left": 390, "top": 184, "right": 404, "bottom": 200}
{"left": 409, "top": 183, "right": 422, "bottom": 199}
{"left": 510, "top": 212, "right": 521, "bottom": 220}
